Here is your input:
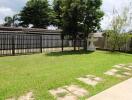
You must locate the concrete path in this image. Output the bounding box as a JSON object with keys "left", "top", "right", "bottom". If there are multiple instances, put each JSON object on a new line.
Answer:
{"left": 87, "top": 78, "right": 132, "bottom": 100}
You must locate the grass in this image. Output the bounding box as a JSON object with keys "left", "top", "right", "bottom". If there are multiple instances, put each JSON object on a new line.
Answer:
{"left": 0, "top": 50, "right": 131, "bottom": 100}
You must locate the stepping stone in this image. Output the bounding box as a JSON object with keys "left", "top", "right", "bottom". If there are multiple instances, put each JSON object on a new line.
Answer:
{"left": 111, "top": 69, "right": 119, "bottom": 72}
{"left": 57, "top": 95, "right": 77, "bottom": 100}
{"left": 93, "top": 77, "right": 102, "bottom": 81}
{"left": 104, "top": 71, "right": 115, "bottom": 76}
{"left": 123, "top": 72, "right": 131, "bottom": 76}
{"left": 128, "top": 66, "right": 132, "bottom": 68}
{"left": 86, "top": 75, "right": 96, "bottom": 78}
{"left": 64, "top": 85, "right": 88, "bottom": 97}
{"left": 18, "top": 92, "right": 34, "bottom": 100}
{"left": 115, "top": 74, "right": 126, "bottom": 78}
{"left": 77, "top": 75, "right": 103, "bottom": 86}
{"left": 113, "top": 64, "right": 125, "bottom": 68}
{"left": 78, "top": 77, "right": 98, "bottom": 86}
{"left": 49, "top": 85, "right": 88, "bottom": 100}
{"left": 6, "top": 98, "right": 15, "bottom": 100}
{"left": 118, "top": 64, "right": 125, "bottom": 66}
{"left": 104, "top": 69, "right": 119, "bottom": 76}
{"left": 128, "top": 63, "right": 132, "bottom": 65}
{"left": 49, "top": 87, "right": 74, "bottom": 100}
{"left": 123, "top": 67, "right": 132, "bottom": 71}
{"left": 105, "top": 67, "right": 131, "bottom": 78}
{"left": 86, "top": 75, "right": 103, "bottom": 81}
{"left": 6, "top": 92, "right": 34, "bottom": 100}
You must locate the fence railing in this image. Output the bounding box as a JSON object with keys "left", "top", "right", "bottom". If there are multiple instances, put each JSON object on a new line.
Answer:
{"left": 0, "top": 31, "right": 84, "bottom": 56}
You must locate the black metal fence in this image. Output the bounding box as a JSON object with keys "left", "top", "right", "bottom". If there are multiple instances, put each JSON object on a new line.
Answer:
{"left": 0, "top": 32, "right": 84, "bottom": 56}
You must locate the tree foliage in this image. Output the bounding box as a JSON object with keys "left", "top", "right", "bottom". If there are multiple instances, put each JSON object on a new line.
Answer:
{"left": 19, "top": 0, "right": 50, "bottom": 28}
{"left": 53, "top": 0, "right": 104, "bottom": 38}
{"left": 105, "top": 30, "right": 130, "bottom": 52}
{"left": 4, "top": 16, "right": 12, "bottom": 27}
{"left": 53, "top": 0, "right": 104, "bottom": 50}
{"left": 53, "top": 0, "right": 63, "bottom": 28}
{"left": 4, "top": 14, "right": 19, "bottom": 27}
{"left": 83, "top": 0, "right": 104, "bottom": 37}
{"left": 105, "top": 3, "right": 132, "bottom": 52}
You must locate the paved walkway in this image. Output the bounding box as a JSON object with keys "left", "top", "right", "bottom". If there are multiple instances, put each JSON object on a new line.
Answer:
{"left": 88, "top": 78, "right": 132, "bottom": 100}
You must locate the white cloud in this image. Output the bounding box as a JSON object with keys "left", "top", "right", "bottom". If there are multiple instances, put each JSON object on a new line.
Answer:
{"left": 0, "top": 7, "right": 15, "bottom": 16}
{"left": 0, "top": 0, "right": 131, "bottom": 30}
{"left": 0, "top": 7, "right": 15, "bottom": 24}
{"left": 0, "top": 19, "right": 4, "bottom": 24}
{"left": 0, "top": 0, "right": 27, "bottom": 24}
{"left": 0, "top": 0, "right": 27, "bottom": 10}
{"left": 101, "top": 0, "right": 131, "bottom": 30}
{"left": 102, "top": 0, "right": 130, "bottom": 13}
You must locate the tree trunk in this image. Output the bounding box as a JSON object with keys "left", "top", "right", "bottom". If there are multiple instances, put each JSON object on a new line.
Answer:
{"left": 83, "top": 38, "right": 87, "bottom": 51}
{"left": 73, "top": 33, "right": 78, "bottom": 51}
{"left": 74, "top": 39, "right": 76, "bottom": 51}
{"left": 83, "top": 33, "right": 89, "bottom": 51}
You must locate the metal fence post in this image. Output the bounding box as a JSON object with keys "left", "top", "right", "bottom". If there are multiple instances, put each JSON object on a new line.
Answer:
{"left": 129, "top": 38, "right": 132, "bottom": 51}
{"left": 61, "top": 34, "right": 64, "bottom": 52}
{"left": 40, "top": 34, "right": 43, "bottom": 53}
{"left": 12, "top": 34, "right": 15, "bottom": 55}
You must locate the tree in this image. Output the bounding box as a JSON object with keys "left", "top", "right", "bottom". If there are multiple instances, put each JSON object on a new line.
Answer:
{"left": 83, "top": 0, "right": 104, "bottom": 37}
{"left": 53, "top": 0, "right": 63, "bottom": 28}
{"left": 105, "top": 3, "right": 132, "bottom": 52}
{"left": 62, "top": 0, "right": 84, "bottom": 50}
{"left": 19, "top": 0, "right": 50, "bottom": 28}
{"left": 62, "top": 0, "right": 79, "bottom": 36}
{"left": 79, "top": 0, "right": 104, "bottom": 50}
{"left": 105, "top": 30, "right": 130, "bottom": 52}
{"left": 53, "top": 0, "right": 104, "bottom": 50}
{"left": 4, "top": 14, "right": 19, "bottom": 27}
{"left": 4, "top": 16, "right": 12, "bottom": 27}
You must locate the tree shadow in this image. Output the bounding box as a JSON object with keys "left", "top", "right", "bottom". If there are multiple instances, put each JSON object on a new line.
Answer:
{"left": 45, "top": 50, "right": 94, "bottom": 57}
{"left": 105, "top": 51, "right": 122, "bottom": 55}
{"left": 104, "top": 51, "right": 132, "bottom": 56}
{"left": 97, "top": 49, "right": 132, "bottom": 55}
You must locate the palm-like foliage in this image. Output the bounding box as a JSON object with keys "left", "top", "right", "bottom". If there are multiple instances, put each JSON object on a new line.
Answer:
{"left": 4, "top": 14, "right": 19, "bottom": 27}
{"left": 4, "top": 16, "right": 13, "bottom": 27}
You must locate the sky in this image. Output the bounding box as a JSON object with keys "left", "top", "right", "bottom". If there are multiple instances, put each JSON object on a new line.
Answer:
{"left": 0, "top": 0, "right": 131, "bottom": 30}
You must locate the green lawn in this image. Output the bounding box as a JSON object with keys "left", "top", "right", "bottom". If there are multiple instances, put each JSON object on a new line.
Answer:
{"left": 0, "top": 50, "right": 132, "bottom": 100}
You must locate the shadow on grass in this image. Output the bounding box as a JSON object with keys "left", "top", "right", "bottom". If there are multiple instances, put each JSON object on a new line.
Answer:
{"left": 104, "top": 51, "right": 132, "bottom": 56}
{"left": 105, "top": 51, "right": 122, "bottom": 55}
{"left": 45, "top": 50, "right": 94, "bottom": 56}
{"left": 97, "top": 49, "right": 132, "bottom": 55}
